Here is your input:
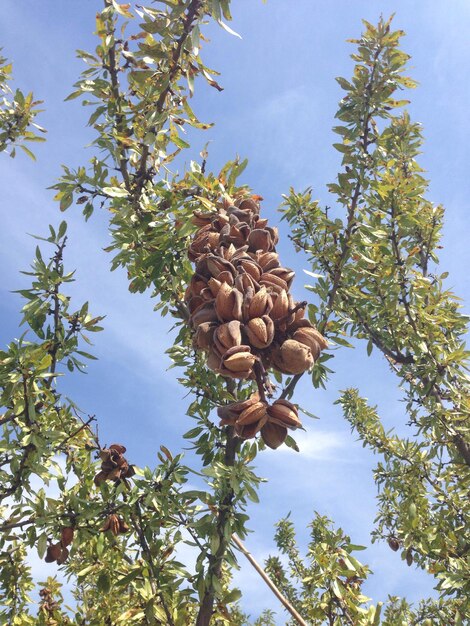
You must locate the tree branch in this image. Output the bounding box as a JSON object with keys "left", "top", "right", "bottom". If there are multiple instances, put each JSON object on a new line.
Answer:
{"left": 232, "top": 534, "right": 309, "bottom": 626}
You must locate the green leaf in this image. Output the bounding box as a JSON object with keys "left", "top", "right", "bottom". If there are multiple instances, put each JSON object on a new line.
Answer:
{"left": 97, "top": 572, "right": 111, "bottom": 593}
{"left": 37, "top": 533, "right": 48, "bottom": 559}
{"left": 19, "top": 144, "right": 36, "bottom": 161}
{"left": 102, "top": 186, "right": 129, "bottom": 198}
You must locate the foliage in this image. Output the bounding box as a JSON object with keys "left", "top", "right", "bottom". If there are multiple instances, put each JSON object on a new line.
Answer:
{"left": 0, "top": 51, "right": 45, "bottom": 158}
{"left": 0, "top": 5, "right": 469, "bottom": 626}
{"left": 265, "top": 514, "right": 465, "bottom": 625}
{"left": 282, "top": 16, "right": 470, "bottom": 624}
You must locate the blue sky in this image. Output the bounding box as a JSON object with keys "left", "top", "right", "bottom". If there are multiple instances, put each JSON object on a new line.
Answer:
{"left": 1, "top": 1, "right": 469, "bottom": 621}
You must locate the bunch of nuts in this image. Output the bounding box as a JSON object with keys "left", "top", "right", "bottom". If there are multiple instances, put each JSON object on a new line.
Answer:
{"left": 39, "top": 586, "right": 60, "bottom": 615}
{"left": 185, "top": 194, "right": 327, "bottom": 448}
{"left": 94, "top": 443, "right": 135, "bottom": 486}
{"left": 186, "top": 195, "right": 326, "bottom": 379}
{"left": 218, "top": 393, "right": 302, "bottom": 449}
{"left": 101, "top": 513, "right": 130, "bottom": 536}
{"left": 44, "top": 526, "right": 74, "bottom": 565}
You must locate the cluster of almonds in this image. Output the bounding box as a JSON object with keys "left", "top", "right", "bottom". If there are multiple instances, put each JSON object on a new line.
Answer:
{"left": 39, "top": 586, "right": 60, "bottom": 616}
{"left": 101, "top": 513, "right": 130, "bottom": 536}
{"left": 44, "top": 526, "right": 74, "bottom": 565}
{"left": 186, "top": 196, "right": 326, "bottom": 381}
{"left": 185, "top": 194, "right": 327, "bottom": 447}
{"left": 218, "top": 394, "right": 301, "bottom": 449}
{"left": 94, "top": 443, "right": 135, "bottom": 486}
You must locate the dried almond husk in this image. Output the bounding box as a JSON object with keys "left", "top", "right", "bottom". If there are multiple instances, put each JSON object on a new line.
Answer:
{"left": 191, "top": 302, "right": 218, "bottom": 328}
{"left": 237, "top": 198, "right": 260, "bottom": 213}
{"left": 292, "top": 326, "right": 327, "bottom": 360}
{"left": 248, "top": 229, "right": 272, "bottom": 253}
{"left": 45, "top": 543, "right": 62, "bottom": 563}
{"left": 245, "top": 316, "right": 274, "bottom": 349}
{"left": 259, "top": 273, "right": 288, "bottom": 293}
{"left": 215, "top": 283, "right": 243, "bottom": 322}
{"left": 217, "top": 393, "right": 260, "bottom": 425}
{"left": 247, "top": 286, "right": 273, "bottom": 319}
{"left": 56, "top": 546, "right": 69, "bottom": 565}
{"left": 256, "top": 251, "right": 280, "bottom": 271}
{"left": 270, "top": 266, "right": 295, "bottom": 288}
{"left": 214, "top": 321, "right": 242, "bottom": 354}
{"left": 60, "top": 527, "right": 74, "bottom": 548}
{"left": 273, "top": 339, "right": 314, "bottom": 375}
{"left": 236, "top": 259, "right": 262, "bottom": 281}
{"left": 237, "top": 401, "right": 268, "bottom": 426}
{"left": 261, "top": 422, "right": 287, "bottom": 449}
{"left": 193, "top": 322, "right": 217, "bottom": 350}
{"left": 270, "top": 289, "right": 289, "bottom": 320}
{"left": 235, "top": 414, "right": 268, "bottom": 439}
{"left": 267, "top": 399, "right": 302, "bottom": 429}
{"left": 222, "top": 345, "right": 256, "bottom": 378}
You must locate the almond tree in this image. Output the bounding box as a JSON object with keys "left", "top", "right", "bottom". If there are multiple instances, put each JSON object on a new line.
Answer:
{"left": 281, "top": 17, "right": 469, "bottom": 625}
{"left": 0, "top": 5, "right": 468, "bottom": 626}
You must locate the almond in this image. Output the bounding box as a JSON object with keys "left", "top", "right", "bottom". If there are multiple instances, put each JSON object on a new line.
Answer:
{"left": 245, "top": 316, "right": 274, "bottom": 349}
{"left": 214, "top": 321, "right": 242, "bottom": 354}
{"left": 267, "top": 399, "right": 302, "bottom": 429}
{"left": 292, "top": 327, "right": 327, "bottom": 360}
{"left": 237, "top": 401, "right": 268, "bottom": 426}
{"left": 273, "top": 339, "right": 314, "bottom": 375}
{"left": 261, "top": 422, "right": 287, "bottom": 449}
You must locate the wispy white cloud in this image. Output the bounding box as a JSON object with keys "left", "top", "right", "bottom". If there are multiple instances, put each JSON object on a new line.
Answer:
{"left": 281, "top": 428, "right": 348, "bottom": 461}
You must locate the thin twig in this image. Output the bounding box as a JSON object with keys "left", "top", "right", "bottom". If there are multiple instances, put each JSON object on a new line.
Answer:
{"left": 232, "top": 534, "right": 309, "bottom": 626}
